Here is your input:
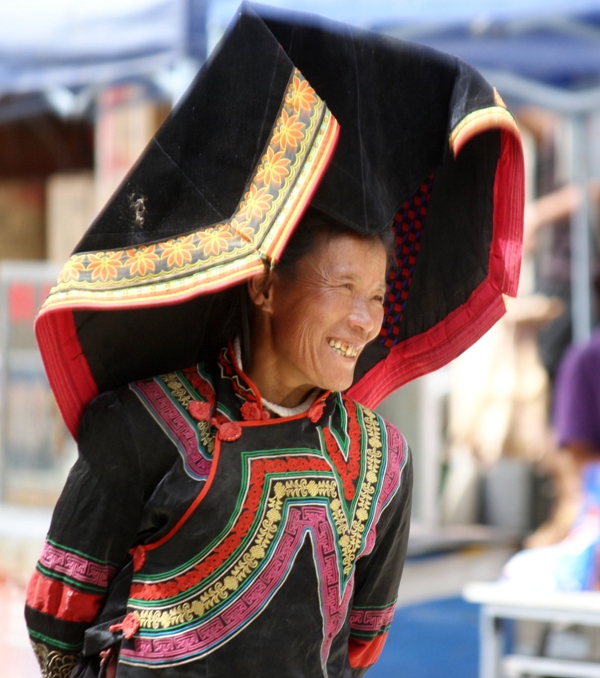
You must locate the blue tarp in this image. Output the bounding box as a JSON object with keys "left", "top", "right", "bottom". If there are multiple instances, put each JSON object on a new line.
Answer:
{"left": 0, "top": 0, "right": 600, "bottom": 120}
{"left": 210, "top": 0, "right": 600, "bottom": 27}
{"left": 1, "top": 0, "right": 600, "bottom": 114}
{"left": 209, "top": 1, "right": 600, "bottom": 93}
{"left": 0, "top": 0, "right": 207, "bottom": 96}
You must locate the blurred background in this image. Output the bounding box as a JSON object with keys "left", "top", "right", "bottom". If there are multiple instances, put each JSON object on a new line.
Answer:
{"left": 2, "top": 1, "right": 600, "bottom": 676}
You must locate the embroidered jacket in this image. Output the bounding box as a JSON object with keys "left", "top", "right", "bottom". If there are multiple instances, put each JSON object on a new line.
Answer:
{"left": 25, "top": 343, "right": 412, "bottom": 677}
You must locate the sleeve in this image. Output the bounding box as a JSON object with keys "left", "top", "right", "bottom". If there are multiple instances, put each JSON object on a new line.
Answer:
{"left": 553, "top": 342, "right": 600, "bottom": 449}
{"left": 24, "top": 390, "right": 175, "bottom": 677}
{"left": 348, "top": 423, "right": 413, "bottom": 677}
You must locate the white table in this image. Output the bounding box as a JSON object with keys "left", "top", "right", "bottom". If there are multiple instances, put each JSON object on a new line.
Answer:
{"left": 463, "top": 582, "right": 600, "bottom": 678}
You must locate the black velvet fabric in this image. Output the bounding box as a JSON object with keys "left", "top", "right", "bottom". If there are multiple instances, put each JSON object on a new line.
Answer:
{"left": 26, "top": 348, "right": 413, "bottom": 677}
{"left": 43, "top": 2, "right": 518, "bottom": 421}
{"left": 68, "top": 3, "right": 505, "bottom": 400}
{"left": 398, "top": 130, "right": 499, "bottom": 341}
{"left": 260, "top": 6, "right": 458, "bottom": 233}
{"left": 75, "top": 8, "right": 294, "bottom": 253}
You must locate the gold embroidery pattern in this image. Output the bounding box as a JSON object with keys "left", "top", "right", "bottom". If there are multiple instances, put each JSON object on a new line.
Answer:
{"left": 40, "top": 71, "right": 338, "bottom": 311}
{"left": 160, "top": 371, "right": 215, "bottom": 455}
{"left": 30, "top": 640, "right": 79, "bottom": 678}
{"left": 132, "top": 407, "right": 386, "bottom": 630}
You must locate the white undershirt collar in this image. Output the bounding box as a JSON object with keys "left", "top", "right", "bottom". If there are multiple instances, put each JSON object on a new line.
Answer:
{"left": 233, "top": 337, "right": 319, "bottom": 418}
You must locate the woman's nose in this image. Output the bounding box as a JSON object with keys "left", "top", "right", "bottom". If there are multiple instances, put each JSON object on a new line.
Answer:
{"left": 348, "top": 297, "right": 376, "bottom": 335}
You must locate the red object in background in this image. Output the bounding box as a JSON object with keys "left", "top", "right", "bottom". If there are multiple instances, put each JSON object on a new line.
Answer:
{"left": 9, "top": 282, "right": 36, "bottom": 323}
{"left": 40, "top": 283, "right": 53, "bottom": 303}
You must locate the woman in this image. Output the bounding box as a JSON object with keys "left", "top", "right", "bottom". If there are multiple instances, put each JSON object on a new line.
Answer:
{"left": 26, "top": 3, "right": 524, "bottom": 677}
{"left": 28, "top": 211, "right": 412, "bottom": 677}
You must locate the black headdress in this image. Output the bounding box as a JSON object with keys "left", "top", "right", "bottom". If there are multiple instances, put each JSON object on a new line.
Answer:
{"left": 35, "top": 2, "right": 523, "bottom": 437}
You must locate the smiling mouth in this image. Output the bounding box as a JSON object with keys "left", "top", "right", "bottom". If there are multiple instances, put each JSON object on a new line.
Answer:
{"left": 327, "top": 338, "right": 359, "bottom": 359}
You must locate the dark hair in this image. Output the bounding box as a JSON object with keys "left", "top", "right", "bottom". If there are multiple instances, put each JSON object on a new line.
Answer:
{"left": 275, "top": 206, "right": 396, "bottom": 279}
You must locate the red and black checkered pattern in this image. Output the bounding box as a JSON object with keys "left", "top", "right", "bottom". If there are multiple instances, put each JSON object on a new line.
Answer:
{"left": 379, "top": 175, "right": 434, "bottom": 348}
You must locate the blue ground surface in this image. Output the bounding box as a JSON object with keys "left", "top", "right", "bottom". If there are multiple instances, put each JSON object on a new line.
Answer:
{"left": 368, "top": 596, "right": 480, "bottom": 678}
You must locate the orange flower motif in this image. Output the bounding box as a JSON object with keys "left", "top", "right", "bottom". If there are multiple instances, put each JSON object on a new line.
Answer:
{"left": 256, "top": 147, "right": 291, "bottom": 187}
{"left": 86, "top": 251, "right": 123, "bottom": 282}
{"left": 287, "top": 75, "right": 317, "bottom": 114}
{"left": 272, "top": 110, "right": 304, "bottom": 151}
{"left": 242, "top": 185, "right": 273, "bottom": 222}
{"left": 197, "top": 226, "right": 232, "bottom": 257}
{"left": 161, "top": 235, "right": 196, "bottom": 268}
{"left": 230, "top": 218, "right": 255, "bottom": 244}
{"left": 58, "top": 255, "right": 86, "bottom": 283}
{"left": 125, "top": 245, "right": 159, "bottom": 277}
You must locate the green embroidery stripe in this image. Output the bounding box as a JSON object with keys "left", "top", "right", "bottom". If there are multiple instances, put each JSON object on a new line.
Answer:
{"left": 177, "top": 372, "right": 206, "bottom": 402}
{"left": 352, "top": 598, "right": 398, "bottom": 610}
{"left": 133, "top": 497, "right": 336, "bottom": 632}
{"left": 196, "top": 362, "right": 215, "bottom": 391}
{"left": 36, "top": 563, "right": 107, "bottom": 595}
{"left": 135, "top": 447, "right": 322, "bottom": 582}
{"left": 216, "top": 402, "right": 234, "bottom": 420}
{"left": 28, "top": 629, "right": 83, "bottom": 652}
{"left": 349, "top": 624, "right": 392, "bottom": 640}
{"left": 46, "top": 536, "right": 120, "bottom": 568}
{"left": 329, "top": 393, "right": 350, "bottom": 457}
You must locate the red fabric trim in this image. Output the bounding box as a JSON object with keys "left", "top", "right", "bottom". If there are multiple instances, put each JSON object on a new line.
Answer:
{"left": 144, "top": 436, "right": 223, "bottom": 552}
{"left": 348, "top": 126, "right": 524, "bottom": 410}
{"left": 34, "top": 118, "right": 340, "bottom": 440}
{"left": 9, "top": 282, "right": 36, "bottom": 323}
{"left": 26, "top": 570, "right": 103, "bottom": 623}
{"left": 34, "top": 310, "right": 98, "bottom": 440}
{"left": 491, "top": 129, "right": 525, "bottom": 298}
{"left": 348, "top": 633, "right": 389, "bottom": 668}
{"left": 323, "top": 398, "right": 362, "bottom": 501}
{"left": 134, "top": 452, "right": 331, "bottom": 598}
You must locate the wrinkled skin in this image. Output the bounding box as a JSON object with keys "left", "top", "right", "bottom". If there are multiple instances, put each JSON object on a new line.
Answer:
{"left": 247, "top": 232, "right": 388, "bottom": 408}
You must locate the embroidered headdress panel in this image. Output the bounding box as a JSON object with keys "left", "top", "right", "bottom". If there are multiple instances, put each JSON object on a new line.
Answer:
{"left": 35, "top": 2, "right": 524, "bottom": 438}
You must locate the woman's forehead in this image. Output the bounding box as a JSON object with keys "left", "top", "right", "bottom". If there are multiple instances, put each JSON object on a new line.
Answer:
{"left": 299, "top": 233, "right": 388, "bottom": 281}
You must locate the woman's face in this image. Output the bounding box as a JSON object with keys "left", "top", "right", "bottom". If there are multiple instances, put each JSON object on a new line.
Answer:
{"left": 262, "top": 233, "right": 388, "bottom": 395}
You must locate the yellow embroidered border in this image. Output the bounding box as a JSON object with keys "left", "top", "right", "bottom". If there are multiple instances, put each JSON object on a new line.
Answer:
{"left": 159, "top": 371, "right": 215, "bottom": 454}
{"left": 131, "top": 410, "right": 385, "bottom": 630}
{"left": 39, "top": 70, "right": 338, "bottom": 314}
{"left": 449, "top": 103, "right": 519, "bottom": 156}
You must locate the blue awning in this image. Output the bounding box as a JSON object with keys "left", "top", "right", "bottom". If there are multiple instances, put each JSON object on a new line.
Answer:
{"left": 1, "top": 0, "right": 600, "bottom": 113}
{"left": 209, "top": 0, "right": 600, "bottom": 28}
{"left": 0, "top": 0, "right": 207, "bottom": 97}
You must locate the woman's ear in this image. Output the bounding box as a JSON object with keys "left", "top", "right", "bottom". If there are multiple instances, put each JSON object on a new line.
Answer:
{"left": 247, "top": 269, "right": 276, "bottom": 314}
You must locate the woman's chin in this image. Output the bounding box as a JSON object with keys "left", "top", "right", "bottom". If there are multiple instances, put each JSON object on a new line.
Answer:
{"left": 317, "top": 367, "right": 356, "bottom": 393}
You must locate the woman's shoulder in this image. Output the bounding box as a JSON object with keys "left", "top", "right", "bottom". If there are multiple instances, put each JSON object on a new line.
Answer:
{"left": 83, "top": 358, "right": 217, "bottom": 421}
{"left": 340, "top": 395, "right": 410, "bottom": 460}
{"left": 343, "top": 395, "right": 405, "bottom": 439}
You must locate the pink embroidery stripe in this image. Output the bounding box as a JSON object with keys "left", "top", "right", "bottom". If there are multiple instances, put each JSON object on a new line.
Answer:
{"left": 362, "top": 420, "right": 406, "bottom": 556}
{"left": 122, "top": 505, "right": 353, "bottom": 669}
{"left": 39, "top": 540, "right": 117, "bottom": 589}
{"left": 133, "top": 378, "right": 212, "bottom": 479}
{"left": 349, "top": 603, "right": 395, "bottom": 634}
{"left": 379, "top": 422, "right": 406, "bottom": 509}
